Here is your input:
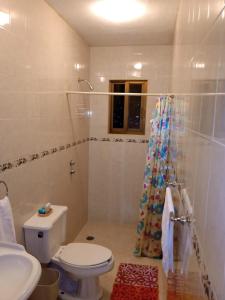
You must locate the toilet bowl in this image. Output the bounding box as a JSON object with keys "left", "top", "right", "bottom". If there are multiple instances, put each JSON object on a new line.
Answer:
{"left": 52, "top": 243, "right": 114, "bottom": 300}
{"left": 23, "top": 205, "right": 114, "bottom": 300}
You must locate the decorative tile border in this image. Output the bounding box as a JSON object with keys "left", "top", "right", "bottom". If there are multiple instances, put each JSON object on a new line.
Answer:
{"left": 0, "top": 136, "right": 148, "bottom": 174}
{"left": 0, "top": 138, "right": 89, "bottom": 174}
{"left": 192, "top": 230, "right": 217, "bottom": 300}
{"left": 89, "top": 137, "right": 149, "bottom": 143}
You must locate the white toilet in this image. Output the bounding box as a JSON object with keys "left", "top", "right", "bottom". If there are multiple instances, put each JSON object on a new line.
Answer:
{"left": 23, "top": 205, "right": 114, "bottom": 300}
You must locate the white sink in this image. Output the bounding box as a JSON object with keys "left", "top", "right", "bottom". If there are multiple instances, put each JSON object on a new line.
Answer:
{"left": 0, "top": 242, "right": 41, "bottom": 300}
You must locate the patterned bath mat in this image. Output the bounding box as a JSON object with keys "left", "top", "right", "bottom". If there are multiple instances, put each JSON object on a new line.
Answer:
{"left": 111, "top": 263, "right": 159, "bottom": 300}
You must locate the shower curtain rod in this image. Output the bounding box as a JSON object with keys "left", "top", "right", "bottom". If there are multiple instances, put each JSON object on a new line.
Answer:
{"left": 66, "top": 91, "right": 225, "bottom": 97}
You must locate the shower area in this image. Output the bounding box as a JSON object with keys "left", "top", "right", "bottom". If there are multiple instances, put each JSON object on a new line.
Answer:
{"left": 65, "top": 43, "right": 218, "bottom": 300}
{"left": 70, "top": 2, "right": 225, "bottom": 297}
{"left": 67, "top": 87, "right": 210, "bottom": 300}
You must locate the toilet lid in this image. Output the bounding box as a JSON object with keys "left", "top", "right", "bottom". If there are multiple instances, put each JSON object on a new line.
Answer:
{"left": 59, "top": 243, "right": 112, "bottom": 267}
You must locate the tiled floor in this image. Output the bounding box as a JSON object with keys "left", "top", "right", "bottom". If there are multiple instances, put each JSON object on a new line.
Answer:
{"left": 74, "top": 222, "right": 167, "bottom": 300}
{"left": 167, "top": 270, "right": 207, "bottom": 300}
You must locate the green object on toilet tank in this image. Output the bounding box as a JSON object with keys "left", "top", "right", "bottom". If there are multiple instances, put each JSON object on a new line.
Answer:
{"left": 38, "top": 207, "right": 46, "bottom": 214}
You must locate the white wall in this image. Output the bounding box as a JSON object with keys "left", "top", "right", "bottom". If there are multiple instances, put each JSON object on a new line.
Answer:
{"left": 0, "top": 0, "right": 90, "bottom": 243}
{"left": 88, "top": 45, "right": 173, "bottom": 223}
{"left": 172, "top": 1, "right": 225, "bottom": 299}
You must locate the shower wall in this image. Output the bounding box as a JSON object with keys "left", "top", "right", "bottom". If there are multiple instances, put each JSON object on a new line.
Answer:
{"left": 0, "top": 0, "right": 90, "bottom": 243}
{"left": 172, "top": 1, "right": 225, "bottom": 299}
{"left": 88, "top": 46, "right": 173, "bottom": 223}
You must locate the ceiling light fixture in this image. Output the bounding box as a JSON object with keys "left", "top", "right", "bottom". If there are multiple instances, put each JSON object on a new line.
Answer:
{"left": 91, "top": 0, "right": 146, "bottom": 23}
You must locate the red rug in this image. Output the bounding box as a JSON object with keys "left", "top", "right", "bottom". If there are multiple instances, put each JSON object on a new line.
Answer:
{"left": 111, "top": 263, "right": 159, "bottom": 300}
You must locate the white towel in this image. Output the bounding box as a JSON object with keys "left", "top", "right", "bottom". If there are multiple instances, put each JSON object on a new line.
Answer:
{"left": 0, "top": 196, "right": 16, "bottom": 243}
{"left": 161, "top": 187, "right": 174, "bottom": 276}
{"left": 179, "top": 189, "right": 193, "bottom": 274}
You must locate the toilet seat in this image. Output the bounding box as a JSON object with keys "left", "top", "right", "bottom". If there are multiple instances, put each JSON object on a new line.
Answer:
{"left": 58, "top": 243, "right": 112, "bottom": 269}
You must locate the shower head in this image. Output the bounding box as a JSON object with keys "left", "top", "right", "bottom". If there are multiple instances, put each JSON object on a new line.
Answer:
{"left": 78, "top": 78, "right": 94, "bottom": 91}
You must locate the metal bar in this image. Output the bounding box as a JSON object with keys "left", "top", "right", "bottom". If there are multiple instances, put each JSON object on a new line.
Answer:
{"left": 166, "top": 181, "right": 194, "bottom": 224}
{"left": 66, "top": 91, "right": 225, "bottom": 97}
{"left": 170, "top": 215, "right": 193, "bottom": 224}
{"left": 166, "top": 181, "right": 184, "bottom": 188}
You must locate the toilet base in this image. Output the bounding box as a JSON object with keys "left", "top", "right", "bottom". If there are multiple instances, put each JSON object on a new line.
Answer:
{"left": 78, "top": 277, "right": 103, "bottom": 300}
{"left": 59, "top": 277, "right": 103, "bottom": 300}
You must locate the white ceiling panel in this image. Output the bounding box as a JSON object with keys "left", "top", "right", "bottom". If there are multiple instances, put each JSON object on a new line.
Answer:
{"left": 46, "top": 0, "right": 180, "bottom": 46}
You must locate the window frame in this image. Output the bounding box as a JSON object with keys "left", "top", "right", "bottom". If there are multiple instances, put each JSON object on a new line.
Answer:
{"left": 109, "top": 79, "right": 147, "bottom": 135}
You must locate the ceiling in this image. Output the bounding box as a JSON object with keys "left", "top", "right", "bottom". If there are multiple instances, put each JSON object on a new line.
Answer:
{"left": 46, "top": 0, "right": 180, "bottom": 46}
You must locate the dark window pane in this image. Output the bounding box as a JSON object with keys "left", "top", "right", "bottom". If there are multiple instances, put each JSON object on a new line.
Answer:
{"left": 113, "top": 84, "right": 125, "bottom": 128}
{"left": 128, "top": 84, "right": 142, "bottom": 129}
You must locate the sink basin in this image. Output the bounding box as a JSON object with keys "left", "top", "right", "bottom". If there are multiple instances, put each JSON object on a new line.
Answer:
{"left": 0, "top": 242, "right": 41, "bottom": 300}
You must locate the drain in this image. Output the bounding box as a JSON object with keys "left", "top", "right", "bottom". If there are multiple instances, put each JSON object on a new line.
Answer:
{"left": 86, "top": 235, "right": 95, "bottom": 241}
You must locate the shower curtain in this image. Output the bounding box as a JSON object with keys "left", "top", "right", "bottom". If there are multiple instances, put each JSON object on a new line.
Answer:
{"left": 134, "top": 95, "right": 176, "bottom": 258}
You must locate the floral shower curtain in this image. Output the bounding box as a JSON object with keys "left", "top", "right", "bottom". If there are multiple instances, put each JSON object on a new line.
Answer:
{"left": 134, "top": 96, "right": 176, "bottom": 258}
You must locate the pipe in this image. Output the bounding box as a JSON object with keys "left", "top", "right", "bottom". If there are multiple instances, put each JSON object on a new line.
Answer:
{"left": 78, "top": 78, "right": 94, "bottom": 91}
{"left": 66, "top": 91, "right": 225, "bottom": 97}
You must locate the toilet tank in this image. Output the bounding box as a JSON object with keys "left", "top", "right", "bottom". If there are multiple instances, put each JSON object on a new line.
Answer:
{"left": 23, "top": 205, "right": 68, "bottom": 263}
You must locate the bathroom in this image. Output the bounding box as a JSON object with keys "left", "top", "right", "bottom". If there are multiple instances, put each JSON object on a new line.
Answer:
{"left": 0, "top": 0, "right": 224, "bottom": 299}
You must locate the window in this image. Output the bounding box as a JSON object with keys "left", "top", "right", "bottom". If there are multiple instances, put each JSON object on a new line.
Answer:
{"left": 109, "top": 80, "right": 147, "bottom": 134}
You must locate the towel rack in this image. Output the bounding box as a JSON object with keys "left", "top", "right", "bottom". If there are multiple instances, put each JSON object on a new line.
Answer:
{"left": 166, "top": 181, "right": 194, "bottom": 224}
{"left": 166, "top": 181, "right": 184, "bottom": 188}
{"left": 0, "top": 181, "right": 9, "bottom": 198}
{"left": 170, "top": 215, "right": 192, "bottom": 224}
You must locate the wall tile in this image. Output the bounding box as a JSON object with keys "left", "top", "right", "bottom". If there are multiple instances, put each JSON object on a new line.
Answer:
{"left": 199, "top": 96, "right": 215, "bottom": 136}
{"left": 88, "top": 45, "right": 173, "bottom": 222}
{"left": 0, "top": 0, "right": 90, "bottom": 243}
{"left": 214, "top": 95, "right": 225, "bottom": 144}
{"left": 88, "top": 141, "right": 146, "bottom": 223}
{"left": 173, "top": 1, "right": 225, "bottom": 299}
{"left": 204, "top": 143, "right": 225, "bottom": 300}
{"left": 193, "top": 137, "right": 212, "bottom": 247}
